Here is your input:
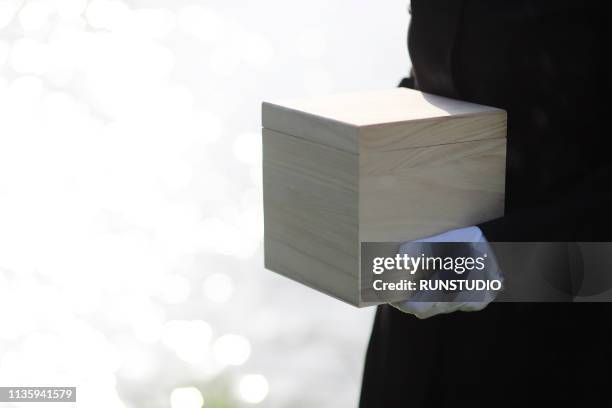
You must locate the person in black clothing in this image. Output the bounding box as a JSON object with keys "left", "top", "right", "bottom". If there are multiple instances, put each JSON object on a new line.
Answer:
{"left": 360, "top": 1, "right": 612, "bottom": 406}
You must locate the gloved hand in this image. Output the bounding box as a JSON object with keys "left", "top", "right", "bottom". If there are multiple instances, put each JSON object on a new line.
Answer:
{"left": 391, "top": 226, "right": 502, "bottom": 319}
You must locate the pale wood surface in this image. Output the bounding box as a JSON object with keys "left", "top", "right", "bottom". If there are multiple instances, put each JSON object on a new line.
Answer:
{"left": 360, "top": 137, "right": 506, "bottom": 243}
{"left": 360, "top": 110, "right": 506, "bottom": 151}
{"left": 263, "top": 88, "right": 505, "bottom": 152}
{"left": 263, "top": 128, "right": 359, "bottom": 304}
{"left": 262, "top": 89, "right": 507, "bottom": 306}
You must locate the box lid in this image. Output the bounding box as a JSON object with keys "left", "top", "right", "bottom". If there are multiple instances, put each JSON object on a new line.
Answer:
{"left": 262, "top": 88, "right": 506, "bottom": 154}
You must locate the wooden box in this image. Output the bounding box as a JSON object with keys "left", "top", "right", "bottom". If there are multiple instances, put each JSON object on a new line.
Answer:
{"left": 262, "top": 88, "right": 506, "bottom": 306}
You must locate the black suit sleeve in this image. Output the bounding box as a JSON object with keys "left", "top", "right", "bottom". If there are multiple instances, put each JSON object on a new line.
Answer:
{"left": 479, "top": 164, "right": 612, "bottom": 242}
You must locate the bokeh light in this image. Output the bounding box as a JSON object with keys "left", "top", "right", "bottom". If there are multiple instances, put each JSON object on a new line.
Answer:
{"left": 162, "top": 320, "right": 212, "bottom": 363}
{"left": 170, "top": 386, "right": 204, "bottom": 408}
{"left": 159, "top": 274, "right": 191, "bottom": 304}
{"left": 18, "top": 1, "right": 53, "bottom": 31}
{"left": 0, "top": 0, "right": 408, "bottom": 406}
{"left": 238, "top": 374, "right": 269, "bottom": 404}
{"left": 0, "top": 1, "right": 19, "bottom": 29}
{"left": 295, "top": 27, "right": 327, "bottom": 59}
{"left": 203, "top": 273, "right": 234, "bottom": 303}
{"left": 233, "top": 132, "right": 262, "bottom": 166}
{"left": 213, "top": 334, "right": 251, "bottom": 366}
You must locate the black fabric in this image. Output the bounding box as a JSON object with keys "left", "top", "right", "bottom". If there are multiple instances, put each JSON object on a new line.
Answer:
{"left": 360, "top": 1, "right": 612, "bottom": 407}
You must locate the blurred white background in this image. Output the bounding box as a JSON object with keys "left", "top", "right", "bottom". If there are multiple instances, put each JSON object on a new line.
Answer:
{"left": 0, "top": 1, "right": 409, "bottom": 407}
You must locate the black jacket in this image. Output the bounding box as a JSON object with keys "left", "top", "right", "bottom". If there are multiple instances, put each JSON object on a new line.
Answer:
{"left": 360, "top": 1, "right": 612, "bottom": 406}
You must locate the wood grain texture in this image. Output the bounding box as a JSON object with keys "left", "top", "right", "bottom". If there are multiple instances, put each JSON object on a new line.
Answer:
{"left": 262, "top": 88, "right": 507, "bottom": 306}
{"left": 263, "top": 128, "right": 360, "bottom": 304}
{"left": 262, "top": 88, "right": 505, "bottom": 152}
{"left": 360, "top": 137, "right": 506, "bottom": 243}
{"left": 359, "top": 110, "right": 506, "bottom": 151}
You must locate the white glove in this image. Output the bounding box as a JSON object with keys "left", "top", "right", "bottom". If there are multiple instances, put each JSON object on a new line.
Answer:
{"left": 391, "top": 226, "right": 502, "bottom": 319}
